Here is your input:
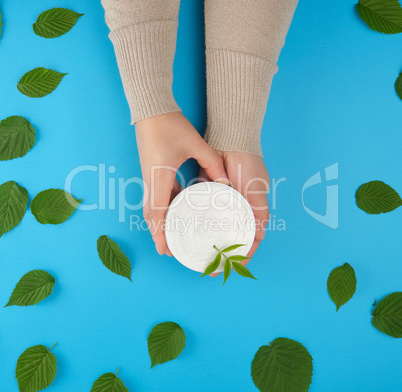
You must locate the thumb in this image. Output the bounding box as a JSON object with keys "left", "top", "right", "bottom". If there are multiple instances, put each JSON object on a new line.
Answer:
{"left": 192, "top": 143, "right": 229, "bottom": 184}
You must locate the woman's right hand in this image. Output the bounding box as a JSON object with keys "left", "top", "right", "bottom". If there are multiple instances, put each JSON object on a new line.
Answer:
{"left": 135, "top": 112, "right": 229, "bottom": 256}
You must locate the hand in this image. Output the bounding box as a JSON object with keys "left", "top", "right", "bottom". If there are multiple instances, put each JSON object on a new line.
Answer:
{"left": 200, "top": 151, "right": 270, "bottom": 276}
{"left": 135, "top": 112, "right": 229, "bottom": 256}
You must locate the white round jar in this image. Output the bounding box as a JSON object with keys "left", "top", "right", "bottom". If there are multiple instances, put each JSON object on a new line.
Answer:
{"left": 165, "top": 182, "right": 255, "bottom": 273}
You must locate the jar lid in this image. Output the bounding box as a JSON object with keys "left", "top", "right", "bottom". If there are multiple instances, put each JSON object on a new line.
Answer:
{"left": 165, "top": 182, "right": 255, "bottom": 273}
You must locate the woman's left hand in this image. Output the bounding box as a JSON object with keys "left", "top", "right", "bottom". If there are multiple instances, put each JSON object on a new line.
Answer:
{"left": 200, "top": 151, "right": 270, "bottom": 276}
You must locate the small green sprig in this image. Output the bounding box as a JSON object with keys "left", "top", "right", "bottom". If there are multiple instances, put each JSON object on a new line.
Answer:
{"left": 200, "top": 244, "right": 257, "bottom": 284}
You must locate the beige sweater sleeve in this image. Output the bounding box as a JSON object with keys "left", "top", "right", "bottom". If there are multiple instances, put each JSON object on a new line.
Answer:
{"left": 204, "top": 0, "right": 298, "bottom": 156}
{"left": 101, "top": 0, "right": 181, "bottom": 123}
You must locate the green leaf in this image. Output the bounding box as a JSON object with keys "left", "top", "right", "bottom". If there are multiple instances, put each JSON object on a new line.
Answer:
{"left": 17, "top": 67, "right": 67, "bottom": 98}
{"left": 0, "top": 181, "right": 28, "bottom": 237}
{"left": 395, "top": 72, "right": 402, "bottom": 100}
{"left": 355, "top": 180, "right": 402, "bottom": 214}
{"left": 228, "top": 255, "right": 250, "bottom": 262}
{"left": 232, "top": 262, "right": 257, "bottom": 280}
{"left": 33, "top": 8, "right": 84, "bottom": 39}
{"left": 91, "top": 372, "right": 129, "bottom": 392}
{"left": 221, "top": 244, "right": 245, "bottom": 253}
{"left": 372, "top": 292, "right": 402, "bottom": 338}
{"left": 31, "top": 188, "right": 82, "bottom": 224}
{"left": 97, "top": 235, "right": 132, "bottom": 281}
{"left": 0, "top": 116, "right": 36, "bottom": 161}
{"left": 327, "top": 263, "right": 357, "bottom": 311}
{"left": 147, "top": 322, "right": 186, "bottom": 368}
{"left": 251, "top": 338, "right": 313, "bottom": 392}
{"left": 223, "top": 259, "right": 231, "bottom": 285}
{"left": 200, "top": 253, "right": 222, "bottom": 277}
{"left": 6, "top": 270, "right": 55, "bottom": 307}
{"left": 16, "top": 344, "right": 57, "bottom": 392}
{"left": 356, "top": 0, "right": 402, "bottom": 34}
{"left": 0, "top": 11, "right": 2, "bottom": 39}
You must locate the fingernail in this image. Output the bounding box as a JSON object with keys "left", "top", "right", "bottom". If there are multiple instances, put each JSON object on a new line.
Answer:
{"left": 216, "top": 178, "right": 231, "bottom": 186}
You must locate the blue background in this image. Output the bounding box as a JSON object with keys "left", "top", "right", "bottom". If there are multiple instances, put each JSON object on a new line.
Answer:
{"left": 1, "top": 0, "right": 402, "bottom": 391}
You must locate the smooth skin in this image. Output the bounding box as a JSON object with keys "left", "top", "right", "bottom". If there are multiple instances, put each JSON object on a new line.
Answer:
{"left": 135, "top": 112, "right": 270, "bottom": 272}
{"left": 135, "top": 112, "right": 229, "bottom": 256}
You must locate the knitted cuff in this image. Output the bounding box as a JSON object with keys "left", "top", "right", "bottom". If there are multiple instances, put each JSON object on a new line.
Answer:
{"left": 204, "top": 49, "right": 278, "bottom": 157}
{"left": 109, "top": 20, "right": 181, "bottom": 124}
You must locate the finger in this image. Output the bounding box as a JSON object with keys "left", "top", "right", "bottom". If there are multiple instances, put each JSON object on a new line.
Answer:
{"left": 192, "top": 143, "right": 229, "bottom": 184}
{"left": 198, "top": 168, "right": 210, "bottom": 183}
{"left": 242, "top": 239, "right": 261, "bottom": 267}
{"left": 143, "top": 167, "right": 177, "bottom": 255}
{"left": 240, "top": 177, "right": 270, "bottom": 242}
{"left": 252, "top": 204, "right": 270, "bottom": 242}
{"left": 170, "top": 178, "right": 183, "bottom": 203}
{"left": 231, "top": 169, "right": 269, "bottom": 265}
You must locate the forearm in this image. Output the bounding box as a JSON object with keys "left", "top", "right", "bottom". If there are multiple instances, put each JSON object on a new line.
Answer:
{"left": 204, "top": 0, "right": 298, "bottom": 156}
{"left": 101, "top": 0, "right": 181, "bottom": 123}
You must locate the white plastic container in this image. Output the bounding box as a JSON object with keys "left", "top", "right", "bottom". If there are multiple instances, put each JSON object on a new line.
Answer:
{"left": 165, "top": 182, "right": 255, "bottom": 273}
